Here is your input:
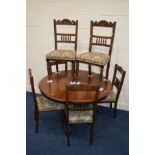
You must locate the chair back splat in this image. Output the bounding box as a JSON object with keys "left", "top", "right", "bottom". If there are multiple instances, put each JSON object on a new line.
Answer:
{"left": 89, "top": 20, "right": 116, "bottom": 57}
{"left": 54, "top": 19, "right": 78, "bottom": 51}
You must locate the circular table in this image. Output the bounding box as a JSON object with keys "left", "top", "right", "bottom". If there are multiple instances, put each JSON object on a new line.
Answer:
{"left": 39, "top": 70, "right": 112, "bottom": 103}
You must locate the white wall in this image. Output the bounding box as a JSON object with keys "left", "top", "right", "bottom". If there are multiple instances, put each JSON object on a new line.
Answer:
{"left": 26, "top": 0, "right": 129, "bottom": 110}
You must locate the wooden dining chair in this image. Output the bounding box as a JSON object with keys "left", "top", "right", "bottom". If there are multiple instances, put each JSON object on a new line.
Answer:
{"left": 28, "top": 69, "right": 65, "bottom": 132}
{"left": 98, "top": 64, "right": 126, "bottom": 118}
{"left": 76, "top": 20, "right": 116, "bottom": 86}
{"left": 46, "top": 19, "right": 78, "bottom": 83}
{"left": 65, "top": 83, "right": 100, "bottom": 146}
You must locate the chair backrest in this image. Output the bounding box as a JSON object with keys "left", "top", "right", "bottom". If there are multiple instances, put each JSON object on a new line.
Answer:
{"left": 89, "top": 20, "right": 116, "bottom": 55}
{"left": 54, "top": 19, "right": 78, "bottom": 51}
{"left": 28, "top": 69, "right": 38, "bottom": 109}
{"left": 89, "top": 20, "right": 116, "bottom": 78}
{"left": 65, "top": 83, "right": 99, "bottom": 121}
{"left": 112, "top": 64, "right": 126, "bottom": 101}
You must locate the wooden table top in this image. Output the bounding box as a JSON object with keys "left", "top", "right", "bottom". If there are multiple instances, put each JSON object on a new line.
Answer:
{"left": 39, "top": 70, "right": 112, "bottom": 103}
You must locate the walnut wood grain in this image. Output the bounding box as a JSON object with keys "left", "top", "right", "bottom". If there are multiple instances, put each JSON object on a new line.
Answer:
{"left": 39, "top": 70, "right": 112, "bottom": 103}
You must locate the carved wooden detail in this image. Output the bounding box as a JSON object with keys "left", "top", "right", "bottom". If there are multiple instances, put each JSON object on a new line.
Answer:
{"left": 54, "top": 19, "right": 78, "bottom": 46}
{"left": 92, "top": 20, "right": 116, "bottom": 27}
{"left": 55, "top": 19, "right": 77, "bottom": 25}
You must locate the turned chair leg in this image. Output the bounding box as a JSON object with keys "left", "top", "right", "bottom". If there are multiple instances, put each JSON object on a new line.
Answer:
{"left": 71, "top": 61, "right": 75, "bottom": 82}
{"left": 34, "top": 107, "right": 37, "bottom": 120}
{"left": 113, "top": 102, "right": 117, "bottom": 118}
{"left": 47, "top": 60, "right": 52, "bottom": 81}
{"left": 65, "top": 62, "right": 67, "bottom": 71}
{"left": 66, "top": 124, "right": 71, "bottom": 147}
{"left": 88, "top": 64, "right": 91, "bottom": 77}
{"left": 56, "top": 61, "right": 59, "bottom": 73}
{"left": 100, "top": 66, "right": 104, "bottom": 86}
{"left": 90, "top": 123, "right": 94, "bottom": 145}
{"left": 35, "top": 112, "right": 40, "bottom": 133}
{"left": 60, "top": 111, "right": 65, "bottom": 128}
{"left": 110, "top": 103, "right": 112, "bottom": 109}
{"left": 75, "top": 61, "right": 79, "bottom": 83}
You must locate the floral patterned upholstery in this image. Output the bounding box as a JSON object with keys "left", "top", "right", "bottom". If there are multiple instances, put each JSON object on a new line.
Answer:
{"left": 76, "top": 52, "right": 110, "bottom": 65}
{"left": 68, "top": 110, "right": 93, "bottom": 124}
{"left": 46, "top": 50, "right": 76, "bottom": 61}
{"left": 103, "top": 90, "right": 116, "bottom": 102}
{"left": 36, "top": 95, "right": 64, "bottom": 112}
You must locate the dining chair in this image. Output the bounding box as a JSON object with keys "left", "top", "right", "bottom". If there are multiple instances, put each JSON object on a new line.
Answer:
{"left": 98, "top": 64, "right": 126, "bottom": 118}
{"left": 76, "top": 20, "right": 116, "bottom": 87}
{"left": 28, "top": 69, "right": 65, "bottom": 132}
{"left": 65, "top": 83, "right": 100, "bottom": 146}
{"left": 46, "top": 19, "right": 78, "bottom": 83}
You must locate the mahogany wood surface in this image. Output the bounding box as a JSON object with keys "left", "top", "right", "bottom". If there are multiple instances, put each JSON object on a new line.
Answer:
{"left": 39, "top": 70, "right": 112, "bottom": 103}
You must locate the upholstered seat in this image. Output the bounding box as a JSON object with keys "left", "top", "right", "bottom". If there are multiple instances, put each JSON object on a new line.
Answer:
{"left": 37, "top": 95, "right": 64, "bottom": 112}
{"left": 69, "top": 110, "right": 93, "bottom": 124}
{"left": 102, "top": 91, "right": 116, "bottom": 102}
{"left": 46, "top": 50, "right": 76, "bottom": 61}
{"left": 76, "top": 52, "right": 110, "bottom": 65}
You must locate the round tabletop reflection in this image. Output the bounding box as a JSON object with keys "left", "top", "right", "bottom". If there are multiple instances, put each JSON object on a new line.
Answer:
{"left": 39, "top": 70, "right": 112, "bottom": 103}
